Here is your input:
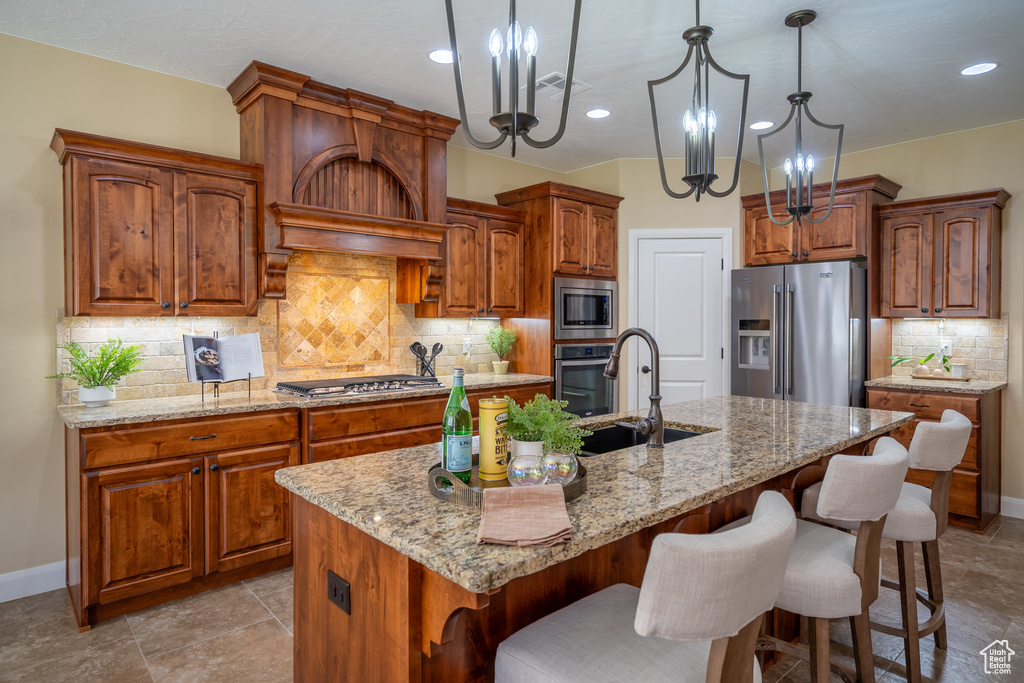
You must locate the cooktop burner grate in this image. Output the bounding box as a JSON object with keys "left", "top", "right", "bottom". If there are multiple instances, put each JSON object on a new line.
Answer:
{"left": 274, "top": 374, "right": 443, "bottom": 398}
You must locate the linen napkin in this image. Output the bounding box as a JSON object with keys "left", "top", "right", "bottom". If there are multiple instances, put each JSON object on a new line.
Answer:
{"left": 477, "top": 484, "right": 573, "bottom": 547}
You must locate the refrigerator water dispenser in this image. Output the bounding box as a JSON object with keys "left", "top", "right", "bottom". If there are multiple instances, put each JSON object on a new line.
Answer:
{"left": 737, "top": 320, "right": 770, "bottom": 370}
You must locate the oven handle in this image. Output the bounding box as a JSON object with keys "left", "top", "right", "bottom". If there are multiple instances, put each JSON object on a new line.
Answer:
{"left": 554, "top": 358, "right": 613, "bottom": 366}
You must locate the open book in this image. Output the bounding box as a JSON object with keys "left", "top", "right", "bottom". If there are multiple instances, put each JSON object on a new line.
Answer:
{"left": 183, "top": 333, "right": 265, "bottom": 383}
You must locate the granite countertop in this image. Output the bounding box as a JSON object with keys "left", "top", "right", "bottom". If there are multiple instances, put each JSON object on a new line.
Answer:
{"left": 275, "top": 396, "right": 914, "bottom": 594}
{"left": 58, "top": 372, "right": 553, "bottom": 429}
{"left": 865, "top": 375, "right": 1007, "bottom": 395}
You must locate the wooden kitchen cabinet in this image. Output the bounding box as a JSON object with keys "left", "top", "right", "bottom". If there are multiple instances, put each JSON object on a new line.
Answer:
{"left": 52, "top": 129, "right": 260, "bottom": 317}
{"left": 497, "top": 182, "right": 623, "bottom": 281}
{"left": 866, "top": 386, "right": 1001, "bottom": 532}
{"left": 879, "top": 189, "right": 1010, "bottom": 318}
{"left": 405, "top": 199, "right": 525, "bottom": 318}
{"left": 741, "top": 175, "right": 901, "bottom": 266}
{"left": 68, "top": 409, "right": 300, "bottom": 628}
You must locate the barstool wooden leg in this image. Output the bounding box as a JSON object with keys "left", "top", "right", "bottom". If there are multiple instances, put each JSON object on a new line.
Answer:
{"left": 922, "top": 539, "right": 947, "bottom": 649}
{"left": 897, "top": 541, "right": 922, "bottom": 683}
{"left": 850, "top": 612, "right": 875, "bottom": 683}
{"left": 807, "top": 617, "right": 832, "bottom": 683}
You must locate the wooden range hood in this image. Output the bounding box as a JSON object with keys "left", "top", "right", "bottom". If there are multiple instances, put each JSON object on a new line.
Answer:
{"left": 228, "top": 61, "right": 460, "bottom": 299}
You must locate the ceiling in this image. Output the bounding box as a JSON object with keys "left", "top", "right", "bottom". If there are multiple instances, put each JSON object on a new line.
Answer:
{"left": 3, "top": 0, "right": 1023, "bottom": 172}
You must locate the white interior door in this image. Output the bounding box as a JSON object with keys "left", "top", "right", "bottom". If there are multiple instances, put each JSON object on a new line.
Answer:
{"left": 634, "top": 237, "right": 724, "bottom": 408}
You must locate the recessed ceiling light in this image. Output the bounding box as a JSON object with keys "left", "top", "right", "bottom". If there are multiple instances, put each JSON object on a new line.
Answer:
{"left": 749, "top": 121, "right": 774, "bottom": 130}
{"left": 586, "top": 108, "right": 611, "bottom": 119}
{"left": 429, "top": 49, "right": 453, "bottom": 64}
{"left": 961, "top": 62, "right": 997, "bottom": 76}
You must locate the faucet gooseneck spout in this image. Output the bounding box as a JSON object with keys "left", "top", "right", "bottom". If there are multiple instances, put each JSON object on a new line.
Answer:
{"left": 603, "top": 327, "right": 664, "bottom": 448}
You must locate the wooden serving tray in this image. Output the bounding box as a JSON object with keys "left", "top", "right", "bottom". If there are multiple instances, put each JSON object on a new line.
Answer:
{"left": 427, "top": 462, "right": 588, "bottom": 508}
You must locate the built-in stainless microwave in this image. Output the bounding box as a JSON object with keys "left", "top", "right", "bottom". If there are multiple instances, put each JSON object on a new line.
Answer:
{"left": 553, "top": 277, "right": 617, "bottom": 340}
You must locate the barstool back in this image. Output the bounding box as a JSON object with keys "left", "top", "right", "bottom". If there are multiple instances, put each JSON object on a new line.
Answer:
{"left": 908, "top": 409, "right": 972, "bottom": 537}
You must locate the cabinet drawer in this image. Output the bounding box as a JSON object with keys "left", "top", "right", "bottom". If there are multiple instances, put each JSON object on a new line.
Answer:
{"left": 866, "top": 388, "right": 979, "bottom": 421}
{"left": 309, "top": 425, "right": 442, "bottom": 463}
{"left": 885, "top": 420, "right": 979, "bottom": 470}
{"left": 906, "top": 467, "right": 980, "bottom": 519}
{"left": 308, "top": 395, "right": 449, "bottom": 442}
{"left": 82, "top": 410, "right": 300, "bottom": 469}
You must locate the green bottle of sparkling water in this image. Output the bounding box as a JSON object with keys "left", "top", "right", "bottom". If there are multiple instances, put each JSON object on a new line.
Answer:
{"left": 442, "top": 368, "right": 473, "bottom": 484}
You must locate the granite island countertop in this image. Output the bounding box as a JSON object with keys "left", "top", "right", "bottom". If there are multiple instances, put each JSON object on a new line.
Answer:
{"left": 58, "top": 372, "right": 553, "bottom": 429}
{"left": 865, "top": 375, "right": 1007, "bottom": 395}
{"left": 275, "top": 396, "right": 914, "bottom": 594}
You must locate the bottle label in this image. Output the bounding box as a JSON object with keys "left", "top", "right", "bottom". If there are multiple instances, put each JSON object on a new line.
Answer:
{"left": 444, "top": 434, "right": 472, "bottom": 473}
{"left": 461, "top": 396, "right": 470, "bottom": 411}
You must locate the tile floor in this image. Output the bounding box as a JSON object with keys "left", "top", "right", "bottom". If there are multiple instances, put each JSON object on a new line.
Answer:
{"left": 1, "top": 518, "right": 1022, "bottom": 682}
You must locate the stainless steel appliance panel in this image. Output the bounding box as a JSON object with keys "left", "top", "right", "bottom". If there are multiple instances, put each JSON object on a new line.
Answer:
{"left": 553, "top": 344, "right": 617, "bottom": 417}
{"left": 731, "top": 266, "right": 784, "bottom": 400}
{"left": 786, "top": 261, "right": 865, "bottom": 407}
{"left": 553, "top": 277, "right": 617, "bottom": 340}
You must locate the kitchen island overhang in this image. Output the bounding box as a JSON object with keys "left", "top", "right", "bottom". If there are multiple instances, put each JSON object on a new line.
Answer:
{"left": 276, "top": 396, "right": 914, "bottom": 682}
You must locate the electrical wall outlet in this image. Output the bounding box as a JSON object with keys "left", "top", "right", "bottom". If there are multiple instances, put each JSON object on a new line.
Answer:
{"left": 939, "top": 342, "right": 951, "bottom": 357}
{"left": 463, "top": 338, "right": 472, "bottom": 355}
{"left": 327, "top": 569, "right": 350, "bottom": 614}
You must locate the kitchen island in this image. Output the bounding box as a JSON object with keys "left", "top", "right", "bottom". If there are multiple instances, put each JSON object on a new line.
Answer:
{"left": 276, "top": 396, "right": 914, "bottom": 682}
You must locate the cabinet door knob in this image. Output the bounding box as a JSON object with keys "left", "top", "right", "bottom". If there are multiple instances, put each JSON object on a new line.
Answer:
{"left": 487, "top": 307, "right": 493, "bottom": 313}
{"left": 162, "top": 302, "right": 171, "bottom": 309}
{"left": 179, "top": 302, "right": 189, "bottom": 309}
{"left": 641, "top": 365, "right": 651, "bottom": 374}
{"left": 921, "top": 307, "right": 928, "bottom": 313}
{"left": 191, "top": 466, "right": 201, "bottom": 475}
{"left": 479, "top": 308, "right": 484, "bottom": 313}
{"left": 934, "top": 307, "right": 942, "bottom": 314}
{"left": 802, "top": 250, "right": 808, "bottom": 257}
{"left": 210, "top": 463, "right": 219, "bottom": 472}
{"left": 792, "top": 252, "right": 798, "bottom": 258}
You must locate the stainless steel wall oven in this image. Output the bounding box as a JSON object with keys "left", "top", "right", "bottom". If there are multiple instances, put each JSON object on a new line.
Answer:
{"left": 553, "top": 344, "right": 618, "bottom": 418}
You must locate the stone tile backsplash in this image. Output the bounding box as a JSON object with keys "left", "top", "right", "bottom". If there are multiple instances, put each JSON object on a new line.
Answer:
{"left": 890, "top": 317, "right": 1008, "bottom": 381}
{"left": 55, "top": 252, "right": 500, "bottom": 404}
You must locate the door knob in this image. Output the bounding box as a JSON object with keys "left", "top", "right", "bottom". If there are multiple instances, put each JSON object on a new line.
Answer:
{"left": 641, "top": 365, "right": 651, "bottom": 374}
{"left": 179, "top": 302, "right": 189, "bottom": 309}
{"left": 162, "top": 302, "right": 171, "bottom": 309}
{"left": 478, "top": 308, "right": 484, "bottom": 313}
{"left": 802, "top": 250, "right": 808, "bottom": 257}
{"left": 921, "top": 307, "right": 928, "bottom": 313}
{"left": 210, "top": 463, "right": 219, "bottom": 472}
{"left": 191, "top": 466, "right": 201, "bottom": 475}
{"left": 934, "top": 307, "right": 942, "bottom": 314}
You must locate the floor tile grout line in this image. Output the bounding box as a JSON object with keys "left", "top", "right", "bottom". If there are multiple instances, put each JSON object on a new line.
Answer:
{"left": 251, "top": 589, "right": 293, "bottom": 634}
{"left": 139, "top": 615, "right": 280, "bottom": 665}
{"left": 125, "top": 616, "right": 157, "bottom": 683}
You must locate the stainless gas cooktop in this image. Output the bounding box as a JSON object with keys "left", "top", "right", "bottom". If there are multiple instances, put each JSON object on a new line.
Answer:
{"left": 273, "top": 374, "right": 443, "bottom": 399}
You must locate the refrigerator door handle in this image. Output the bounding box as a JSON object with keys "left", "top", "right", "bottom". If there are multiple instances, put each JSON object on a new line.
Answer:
{"left": 786, "top": 284, "right": 795, "bottom": 395}
{"left": 772, "top": 285, "right": 782, "bottom": 395}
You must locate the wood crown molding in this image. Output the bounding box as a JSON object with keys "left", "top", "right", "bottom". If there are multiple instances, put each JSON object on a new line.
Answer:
{"left": 494, "top": 181, "right": 625, "bottom": 208}
{"left": 877, "top": 188, "right": 1011, "bottom": 216}
{"left": 50, "top": 129, "right": 260, "bottom": 179}
{"left": 446, "top": 197, "right": 526, "bottom": 222}
{"left": 741, "top": 174, "right": 903, "bottom": 209}
{"left": 228, "top": 61, "right": 459, "bottom": 139}
{"left": 270, "top": 202, "right": 448, "bottom": 261}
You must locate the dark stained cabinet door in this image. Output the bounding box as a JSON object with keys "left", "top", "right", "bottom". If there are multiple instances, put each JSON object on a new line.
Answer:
{"left": 553, "top": 197, "right": 589, "bottom": 275}
{"left": 205, "top": 443, "right": 299, "bottom": 574}
{"left": 801, "top": 191, "right": 867, "bottom": 261}
{"left": 933, "top": 208, "right": 989, "bottom": 317}
{"left": 71, "top": 157, "right": 175, "bottom": 316}
{"left": 880, "top": 215, "right": 933, "bottom": 317}
{"left": 174, "top": 172, "right": 257, "bottom": 316}
{"left": 742, "top": 205, "right": 799, "bottom": 265}
{"left": 441, "top": 215, "right": 483, "bottom": 317}
{"left": 588, "top": 204, "right": 618, "bottom": 278}
{"left": 483, "top": 218, "right": 524, "bottom": 317}
{"left": 85, "top": 458, "right": 204, "bottom": 605}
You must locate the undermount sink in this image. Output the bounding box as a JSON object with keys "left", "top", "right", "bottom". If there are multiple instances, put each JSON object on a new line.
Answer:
{"left": 579, "top": 424, "right": 703, "bottom": 456}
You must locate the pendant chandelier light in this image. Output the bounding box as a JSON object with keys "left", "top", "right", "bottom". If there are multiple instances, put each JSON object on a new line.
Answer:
{"left": 648, "top": 0, "right": 750, "bottom": 200}
{"left": 756, "top": 10, "right": 844, "bottom": 225}
{"left": 443, "top": 0, "right": 583, "bottom": 157}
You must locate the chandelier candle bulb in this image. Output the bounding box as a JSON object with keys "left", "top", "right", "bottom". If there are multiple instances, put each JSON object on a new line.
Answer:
{"left": 489, "top": 29, "right": 502, "bottom": 116}
{"left": 478, "top": 398, "right": 510, "bottom": 481}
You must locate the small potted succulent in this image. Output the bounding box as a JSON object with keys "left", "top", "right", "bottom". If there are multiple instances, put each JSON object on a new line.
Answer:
{"left": 485, "top": 326, "right": 517, "bottom": 374}
{"left": 889, "top": 352, "right": 951, "bottom": 378}
{"left": 503, "top": 394, "right": 592, "bottom": 486}
{"left": 48, "top": 338, "right": 145, "bottom": 407}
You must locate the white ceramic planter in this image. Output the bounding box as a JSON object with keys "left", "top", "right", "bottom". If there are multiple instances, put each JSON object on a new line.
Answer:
{"left": 79, "top": 385, "right": 115, "bottom": 408}
{"left": 492, "top": 360, "right": 510, "bottom": 374}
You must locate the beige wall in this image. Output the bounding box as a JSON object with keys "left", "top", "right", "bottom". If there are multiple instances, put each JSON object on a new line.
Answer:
{"left": 835, "top": 121, "right": 1024, "bottom": 500}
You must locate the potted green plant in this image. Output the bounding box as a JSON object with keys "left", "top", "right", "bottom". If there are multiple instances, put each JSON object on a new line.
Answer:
{"left": 48, "top": 338, "right": 145, "bottom": 407}
{"left": 485, "top": 326, "right": 517, "bottom": 374}
{"left": 888, "top": 352, "right": 952, "bottom": 378}
{"left": 503, "top": 394, "right": 592, "bottom": 486}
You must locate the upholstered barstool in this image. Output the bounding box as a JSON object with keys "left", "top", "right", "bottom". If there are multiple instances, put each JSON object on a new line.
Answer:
{"left": 802, "top": 410, "right": 972, "bottom": 683}
{"left": 494, "top": 491, "right": 797, "bottom": 683}
{"left": 760, "top": 437, "right": 909, "bottom": 683}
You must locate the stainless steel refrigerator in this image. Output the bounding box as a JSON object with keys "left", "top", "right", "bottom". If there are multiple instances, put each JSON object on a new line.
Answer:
{"left": 731, "top": 261, "right": 866, "bottom": 407}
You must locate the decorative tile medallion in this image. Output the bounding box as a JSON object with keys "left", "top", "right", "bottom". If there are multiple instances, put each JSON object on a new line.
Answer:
{"left": 278, "top": 272, "right": 390, "bottom": 367}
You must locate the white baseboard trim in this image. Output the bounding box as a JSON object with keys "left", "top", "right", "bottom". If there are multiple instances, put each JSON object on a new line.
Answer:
{"left": 1002, "top": 496, "right": 1024, "bottom": 520}
{"left": 0, "top": 561, "right": 65, "bottom": 603}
